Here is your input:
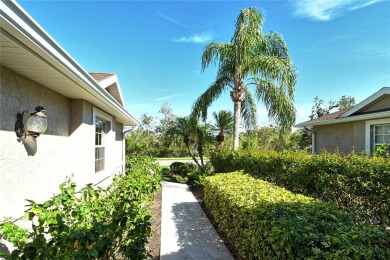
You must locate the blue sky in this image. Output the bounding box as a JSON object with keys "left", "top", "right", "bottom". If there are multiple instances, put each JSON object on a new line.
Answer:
{"left": 18, "top": 0, "right": 390, "bottom": 126}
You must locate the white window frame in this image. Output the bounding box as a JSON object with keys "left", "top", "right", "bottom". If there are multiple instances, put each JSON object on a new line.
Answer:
{"left": 374, "top": 124, "right": 390, "bottom": 147}
{"left": 365, "top": 118, "right": 390, "bottom": 155}
{"left": 93, "top": 107, "right": 112, "bottom": 172}
{"left": 95, "top": 119, "right": 105, "bottom": 172}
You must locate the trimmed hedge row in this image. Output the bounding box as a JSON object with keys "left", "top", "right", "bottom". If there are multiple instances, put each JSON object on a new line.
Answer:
{"left": 204, "top": 172, "right": 389, "bottom": 259}
{"left": 210, "top": 150, "right": 390, "bottom": 227}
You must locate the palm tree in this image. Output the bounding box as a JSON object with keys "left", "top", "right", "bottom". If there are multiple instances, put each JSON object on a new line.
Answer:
{"left": 191, "top": 7, "right": 297, "bottom": 150}
{"left": 212, "top": 110, "right": 233, "bottom": 147}
{"left": 175, "top": 116, "right": 192, "bottom": 146}
{"left": 174, "top": 116, "right": 206, "bottom": 169}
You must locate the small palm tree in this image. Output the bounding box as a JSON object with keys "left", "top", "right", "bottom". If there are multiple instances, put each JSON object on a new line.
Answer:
{"left": 212, "top": 110, "right": 233, "bottom": 146}
{"left": 175, "top": 117, "right": 192, "bottom": 145}
{"left": 174, "top": 116, "right": 208, "bottom": 169}
{"left": 191, "top": 7, "right": 297, "bottom": 150}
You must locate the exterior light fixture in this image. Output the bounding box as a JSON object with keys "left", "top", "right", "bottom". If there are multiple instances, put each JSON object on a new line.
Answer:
{"left": 15, "top": 106, "right": 48, "bottom": 140}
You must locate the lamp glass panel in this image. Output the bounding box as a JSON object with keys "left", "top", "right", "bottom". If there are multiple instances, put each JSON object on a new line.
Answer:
{"left": 26, "top": 114, "right": 48, "bottom": 134}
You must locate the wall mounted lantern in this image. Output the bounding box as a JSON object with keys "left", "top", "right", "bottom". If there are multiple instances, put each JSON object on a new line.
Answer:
{"left": 15, "top": 106, "right": 48, "bottom": 141}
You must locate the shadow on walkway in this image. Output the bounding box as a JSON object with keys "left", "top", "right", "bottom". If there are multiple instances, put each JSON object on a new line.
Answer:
{"left": 160, "top": 182, "right": 233, "bottom": 260}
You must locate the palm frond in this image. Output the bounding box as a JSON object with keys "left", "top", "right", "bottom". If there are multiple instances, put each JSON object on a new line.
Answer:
{"left": 233, "top": 7, "right": 264, "bottom": 46}
{"left": 254, "top": 78, "right": 296, "bottom": 131}
{"left": 202, "top": 43, "right": 234, "bottom": 72}
{"left": 190, "top": 77, "right": 230, "bottom": 122}
{"left": 247, "top": 54, "right": 297, "bottom": 93}
{"left": 264, "top": 32, "right": 297, "bottom": 95}
{"left": 212, "top": 110, "right": 234, "bottom": 134}
{"left": 241, "top": 89, "right": 257, "bottom": 130}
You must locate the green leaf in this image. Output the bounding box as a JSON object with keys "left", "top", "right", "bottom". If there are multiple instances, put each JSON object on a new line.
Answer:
{"left": 329, "top": 214, "right": 338, "bottom": 221}
{"left": 89, "top": 249, "right": 98, "bottom": 258}
{"left": 32, "top": 207, "right": 42, "bottom": 214}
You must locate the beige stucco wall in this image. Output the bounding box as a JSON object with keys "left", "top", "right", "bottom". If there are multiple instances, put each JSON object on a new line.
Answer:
{"left": 0, "top": 66, "right": 125, "bottom": 222}
{"left": 360, "top": 95, "right": 390, "bottom": 113}
{"left": 313, "top": 120, "right": 366, "bottom": 154}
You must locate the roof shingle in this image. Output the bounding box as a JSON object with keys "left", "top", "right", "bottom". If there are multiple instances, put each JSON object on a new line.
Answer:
{"left": 89, "top": 72, "right": 114, "bottom": 83}
{"left": 299, "top": 108, "right": 351, "bottom": 125}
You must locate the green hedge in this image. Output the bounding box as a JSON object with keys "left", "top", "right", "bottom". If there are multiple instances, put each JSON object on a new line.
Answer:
{"left": 204, "top": 172, "right": 389, "bottom": 259}
{"left": 210, "top": 150, "right": 390, "bottom": 227}
{"left": 0, "top": 156, "right": 161, "bottom": 259}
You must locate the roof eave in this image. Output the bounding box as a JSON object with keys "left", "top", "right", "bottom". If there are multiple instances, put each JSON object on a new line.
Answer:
{"left": 339, "top": 87, "right": 390, "bottom": 118}
{"left": 295, "top": 111, "right": 390, "bottom": 128}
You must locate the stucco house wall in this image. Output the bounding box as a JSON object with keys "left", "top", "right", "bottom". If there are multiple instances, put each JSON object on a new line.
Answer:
{"left": 313, "top": 120, "right": 365, "bottom": 154}
{"left": 0, "top": 66, "right": 125, "bottom": 220}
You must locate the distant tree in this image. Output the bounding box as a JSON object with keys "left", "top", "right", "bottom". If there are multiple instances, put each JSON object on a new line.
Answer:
{"left": 139, "top": 113, "right": 155, "bottom": 132}
{"left": 290, "top": 128, "right": 312, "bottom": 152}
{"left": 309, "top": 95, "right": 356, "bottom": 120}
{"left": 191, "top": 7, "right": 297, "bottom": 151}
{"left": 126, "top": 105, "right": 187, "bottom": 158}
{"left": 338, "top": 95, "right": 355, "bottom": 109}
{"left": 241, "top": 126, "right": 291, "bottom": 151}
{"left": 156, "top": 102, "right": 177, "bottom": 148}
{"left": 310, "top": 97, "right": 338, "bottom": 120}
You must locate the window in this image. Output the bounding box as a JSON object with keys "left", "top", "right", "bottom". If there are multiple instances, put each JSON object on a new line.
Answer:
{"left": 365, "top": 119, "right": 390, "bottom": 155}
{"left": 374, "top": 124, "right": 390, "bottom": 148}
{"left": 95, "top": 119, "right": 105, "bottom": 172}
{"left": 93, "top": 107, "right": 112, "bottom": 172}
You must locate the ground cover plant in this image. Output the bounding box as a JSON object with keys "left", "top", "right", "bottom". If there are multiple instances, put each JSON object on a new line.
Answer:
{"left": 204, "top": 172, "right": 389, "bottom": 259}
{"left": 0, "top": 156, "right": 161, "bottom": 259}
{"left": 161, "top": 161, "right": 214, "bottom": 186}
{"left": 210, "top": 150, "right": 390, "bottom": 227}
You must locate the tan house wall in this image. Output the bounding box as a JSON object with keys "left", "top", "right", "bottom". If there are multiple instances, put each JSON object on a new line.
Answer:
{"left": 0, "top": 66, "right": 125, "bottom": 221}
{"left": 360, "top": 95, "right": 390, "bottom": 113}
{"left": 313, "top": 120, "right": 366, "bottom": 154}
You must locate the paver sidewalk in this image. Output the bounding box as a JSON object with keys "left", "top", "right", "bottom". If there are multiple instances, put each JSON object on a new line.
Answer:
{"left": 160, "top": 181, "right": 234, "bottom": 260}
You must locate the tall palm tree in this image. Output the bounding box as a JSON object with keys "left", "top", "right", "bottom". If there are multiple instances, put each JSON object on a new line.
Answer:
{"left": 212, "top": 110, "right": 234, "bottom": 147}
{"left": 191, "top": 7, "right": 297, "bottom": 150}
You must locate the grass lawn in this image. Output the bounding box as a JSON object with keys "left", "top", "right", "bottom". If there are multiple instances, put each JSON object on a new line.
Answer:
{"left": 156, "top": 157, "right": 208, "bottom": 160}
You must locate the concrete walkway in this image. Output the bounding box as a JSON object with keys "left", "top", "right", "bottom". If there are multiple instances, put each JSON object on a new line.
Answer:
{"left": 160, "top": 182, "right": 234, "bottom": 260}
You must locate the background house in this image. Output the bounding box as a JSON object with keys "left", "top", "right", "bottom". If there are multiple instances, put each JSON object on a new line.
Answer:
{"left": 296, "top": 87, "right": 390, "bottom": 155}
{"left": 0, "top": 1, "right": 138, "bottom": 223}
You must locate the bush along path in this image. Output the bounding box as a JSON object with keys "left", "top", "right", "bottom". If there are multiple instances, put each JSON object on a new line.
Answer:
{"left": 211, "top": 150, "right": 390, "bottom": 228}
{"left": 0, "top": 156, "right": 161, "bottom": 259}
{"left": 204, "top": 172, "right": 390, "bottom": 259}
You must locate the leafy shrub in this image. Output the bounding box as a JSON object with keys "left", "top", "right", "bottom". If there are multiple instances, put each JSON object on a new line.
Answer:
{"left": 187, "top": 162, "right": 215, "bottom": 186}
{"left": 210, "top": 150, "right": 390, "bottom": 227}
{"left": 204, "top": 172, "right": 390, "bottom": 259}
{"left": 374, "top": 143, "right": 389, "bottom": 158}
{"left": 176, "top": 163, "right": 197, "bottom": 178}
{"left": 0, "top": 155, "right": 161, "bottom": 259}
{"left": 169, "top": 162, "right": 184, "bottom": 174}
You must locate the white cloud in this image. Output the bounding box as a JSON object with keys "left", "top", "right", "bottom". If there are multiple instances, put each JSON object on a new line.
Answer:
{"left": 157, "top": 11, "right": 187, "bottom": 27}
{"left": 290, "top": 0, "right": 384, "bottom": 21}
{"left": 173, "top": 32, "right": 212, "bottom": 44}
{"left": 152, "top": 93, "right": 186, "bottom": 102}
{"left": 147, "top": 87, "right": 169, "bottom": 91}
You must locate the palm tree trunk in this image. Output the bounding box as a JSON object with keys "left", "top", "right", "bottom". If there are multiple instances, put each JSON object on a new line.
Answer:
{"left": 233, "top": 100, "right": 241, "bottom": 150}
{"left": 185, "top": 143, "right": 203, "bottom": 169}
